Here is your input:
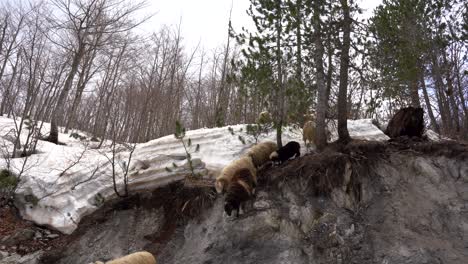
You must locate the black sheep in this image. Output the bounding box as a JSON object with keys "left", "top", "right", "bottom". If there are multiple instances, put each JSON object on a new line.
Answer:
{"left": 269, "top": 141, "right": 300, "bottom": 165}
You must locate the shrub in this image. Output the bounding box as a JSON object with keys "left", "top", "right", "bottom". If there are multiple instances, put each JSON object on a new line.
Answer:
{"left": 0, "top": 169, "right": 19, "bottom": 205}
{"left": 0, "top": 169, "right": 18, "bottom": 190}
{"left": 165, "top": 121, "right": 201, "bottom": 179}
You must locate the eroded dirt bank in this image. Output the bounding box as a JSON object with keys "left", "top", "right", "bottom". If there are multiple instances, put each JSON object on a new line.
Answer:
{"left": 7, "top": 140, "right": 467, "bottom": 264}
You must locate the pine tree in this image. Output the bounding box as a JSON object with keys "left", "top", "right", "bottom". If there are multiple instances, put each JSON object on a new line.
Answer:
{"left": 231, "top": 0, "right": 288, "bottom": 147}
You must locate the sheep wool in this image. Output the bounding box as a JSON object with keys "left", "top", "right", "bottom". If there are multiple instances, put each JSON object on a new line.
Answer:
{"left": 303, "top": 120, "right": 316, "bottom": 147}
{"left": 103, "top": 251, "right": 156, "bottom": 264}
{"left": 215, "top": 156, "right": 257, "bottom": 193}
{"left": 270, "top": 141, "right": 300, "bottom": 165}
{"left": 224, "top": 168, "right": 256, "bottom": 217}
{"left": 246, "top": 141, "right": 277, "bottom": 168}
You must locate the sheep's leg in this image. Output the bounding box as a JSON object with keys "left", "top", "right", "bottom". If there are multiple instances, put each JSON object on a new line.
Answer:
{"left": 241, "top": 202, "right": 246, "bottom": 214}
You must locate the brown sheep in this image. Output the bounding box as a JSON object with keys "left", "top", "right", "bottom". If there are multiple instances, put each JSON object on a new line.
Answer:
{"left": 303, "top": 120, "right": 316, "bottom": 149}
{"left": 246, "top": 141, "right": 277, "bottom": 168}
{"left": 215, "top": 156, "right": 257, "bottom": 194}
{"left": 224, "top": 168, "right": 256, "bottom": 217}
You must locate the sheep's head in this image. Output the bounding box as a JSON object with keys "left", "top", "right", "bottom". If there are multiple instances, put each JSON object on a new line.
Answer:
{"left": 269, "top": 151, "right": 279, "bottom": 162}
{"left": 224, "top": 202, "right": 234, "bottom": 216}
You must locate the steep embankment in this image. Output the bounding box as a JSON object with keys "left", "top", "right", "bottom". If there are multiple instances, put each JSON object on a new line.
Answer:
{"left": 40, "top": 140, "right": 468, "bottom": 264}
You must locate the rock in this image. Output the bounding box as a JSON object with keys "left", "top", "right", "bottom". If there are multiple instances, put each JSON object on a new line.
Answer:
{"left": 345, "top": 224, "right": 355, "bottom": 237}
{"left": 128, "top": 159, "right": 150, "bottom": 171}
{"left": 1, "top": 235, "right": 10, "bottom": 244}
{"left": 47, "top": 234, "right": 59, "bottom": 239}
{"left": 0, "top": 250, "right": 43, "bottom": 264}
{"left": 34, "top": 231, "right": 43, "bottom": 239}
{"left": 425, "top": 129, "right": 447, "bottom": 141}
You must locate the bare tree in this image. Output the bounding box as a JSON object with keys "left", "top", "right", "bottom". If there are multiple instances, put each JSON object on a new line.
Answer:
{"left": 47, "top": 0, "right": 149, "bottom": 143}
{"left": 336, "top": 0, "right": 351, "bottom": 143}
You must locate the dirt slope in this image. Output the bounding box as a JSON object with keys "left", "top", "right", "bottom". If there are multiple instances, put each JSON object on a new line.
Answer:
{"left": 30, "top": 140, "right": 468, "bottom": 264}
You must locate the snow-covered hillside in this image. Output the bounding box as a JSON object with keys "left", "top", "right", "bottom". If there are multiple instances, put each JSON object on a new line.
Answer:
{"left": 0, "top": 117, "right": 391, "bottom": 234}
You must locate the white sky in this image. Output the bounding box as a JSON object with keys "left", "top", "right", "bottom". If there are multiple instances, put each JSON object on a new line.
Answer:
{"left": 137, "top": 0, "right": 383, "bottom": 50}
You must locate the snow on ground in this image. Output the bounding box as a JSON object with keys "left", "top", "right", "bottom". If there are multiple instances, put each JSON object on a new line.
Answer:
{"left": 327, "top": 119, "right": 390, "bottom": 142}
{"left": 0, "top": 117, "right": 391, "bottom": 234}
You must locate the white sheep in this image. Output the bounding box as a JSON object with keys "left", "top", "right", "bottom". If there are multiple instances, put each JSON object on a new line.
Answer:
{"left": 303, "top": 120, "right": 316, "bottom": 150}
{"left": 94, "top": 251, "right": 156, "bottom": 264}
{"left": 246, "top": 141, "right": 277, "bottom": 168}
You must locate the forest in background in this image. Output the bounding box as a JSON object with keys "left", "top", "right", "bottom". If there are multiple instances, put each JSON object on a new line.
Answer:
{"left": 0, "top": 0, "right": 466, "bottom": 153}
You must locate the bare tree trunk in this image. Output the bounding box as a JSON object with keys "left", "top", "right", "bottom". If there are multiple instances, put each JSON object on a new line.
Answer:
{"left": 0, "top": 13, "right": 9, "bottom": 59}
{"left": 0, "top": 49, "right": 21, "bottom": 116}
{"left": 443, "top": 54, "right": 460, "bottom": 136}
{"left": 324, "top": 0, "right": 334, "bottom": 118}
{"left": 296, "top": 0, "right": 302, "bottom": 81}
{"left": 410, "top": 78, "right": 421, "bottom": 108}
{"left": 325, "top": 42, "right": 333, "bottom": 117}
{"left": 98, "top": 43, "right": 127, "bottom": 143}
{"left": 192, "top": 51, "right": 205, "bottom": 128}
{"left": 49, "top": 43, "right": 86, "bottom": 143}
{"left": 214, "top": 5, "right": 232, "bottom": 127}
{"left": 446, "top": 74, "right": 460, "bottom": 135}
{"left": 65, "top": 39, "right": 100, "bottom": 133}
{"left": 337, "top": 0, "right": 351, "bottom": 143}
{"left": 0, "top": 13, "right": 24, "bottom": 85}
{"left": 431, "top": 52, "right": 451, "bottom": 134}
{"left": 452, "top": 48, "right": 468, "bottom": 136}
{"left": 313, "top": 0, "right": 328, "bottom": 151}
{"left": 420, "top": 71, "right": 439, "bottom": 133}
{"left": 275, "top": 0, "right": 284, "bottom": 148}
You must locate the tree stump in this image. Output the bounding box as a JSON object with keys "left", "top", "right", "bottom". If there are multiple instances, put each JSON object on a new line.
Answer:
{"left": 385, "top": 107, "right": 424, "bottom": 138}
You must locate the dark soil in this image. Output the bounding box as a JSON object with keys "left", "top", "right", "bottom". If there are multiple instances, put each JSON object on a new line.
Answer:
{"left": 0, "top": 206, "right": 65, "bottom": 256}
{"left": 259, "top": 138, "right": 467, "bottom": 199}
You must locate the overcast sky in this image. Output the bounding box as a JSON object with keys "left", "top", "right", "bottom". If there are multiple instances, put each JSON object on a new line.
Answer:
{"left": 138, "top": 0, "right": 383, "bottom": 50}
